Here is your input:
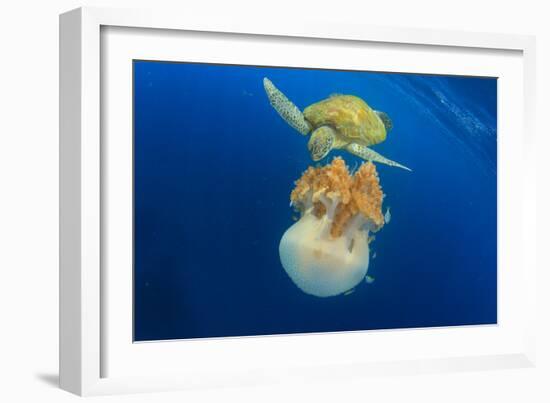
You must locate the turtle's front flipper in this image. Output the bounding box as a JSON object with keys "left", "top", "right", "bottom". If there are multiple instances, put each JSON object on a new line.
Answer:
{"left": 263, "top": 78, "right": 311, "bottom": 135}
{"left": 346, "top": 144, "right": 412, "bottom": 172}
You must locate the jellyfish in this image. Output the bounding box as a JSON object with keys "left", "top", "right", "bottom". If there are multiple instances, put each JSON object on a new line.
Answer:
{"left": 279, "top": 157, "right": 385, "bottom": 297}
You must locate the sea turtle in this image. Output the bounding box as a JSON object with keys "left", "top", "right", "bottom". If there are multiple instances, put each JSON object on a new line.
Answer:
{"left": 263, "top": 77, "right": 411, "bottom": 171}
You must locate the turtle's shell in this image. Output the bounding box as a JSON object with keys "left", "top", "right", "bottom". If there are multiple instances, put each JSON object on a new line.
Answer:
{"left": 303, "top": 95, "right": 386, "bottom": 147}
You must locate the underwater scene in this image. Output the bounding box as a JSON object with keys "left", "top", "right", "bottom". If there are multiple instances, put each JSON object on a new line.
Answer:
{"left": 133, "top": 60, "right": 497, "bottom": 342}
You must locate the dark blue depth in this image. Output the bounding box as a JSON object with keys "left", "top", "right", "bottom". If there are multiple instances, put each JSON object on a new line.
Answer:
{"left": 133, "top": 61, "right": 497, "bottom": 341}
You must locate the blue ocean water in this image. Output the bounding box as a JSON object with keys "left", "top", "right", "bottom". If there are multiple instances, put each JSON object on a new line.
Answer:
{"left": 133, "top": 61, "right": 497, "bottom": 342}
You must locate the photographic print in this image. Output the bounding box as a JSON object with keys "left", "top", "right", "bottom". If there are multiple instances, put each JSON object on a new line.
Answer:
{"left": 133, "top": 61, "right": 497, "bottom": 342}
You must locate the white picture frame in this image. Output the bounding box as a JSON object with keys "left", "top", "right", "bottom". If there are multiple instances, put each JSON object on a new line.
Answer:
{"left": 59, "top": 6, "right": 538, "bottom": 396}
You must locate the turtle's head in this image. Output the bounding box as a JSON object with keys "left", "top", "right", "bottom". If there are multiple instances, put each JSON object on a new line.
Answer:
{"left": 375, "top": 111, "right": 393, "bottom": 132}
{"left": 308, "top": 126, "right": 335, "bottom": 161}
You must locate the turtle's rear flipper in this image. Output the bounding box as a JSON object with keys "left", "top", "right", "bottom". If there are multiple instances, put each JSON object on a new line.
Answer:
{"left": 263, "top": 78, "right": 311, "bottom": 135}
{"left": 346, "top": 144, "right": 412, "bottom": 172}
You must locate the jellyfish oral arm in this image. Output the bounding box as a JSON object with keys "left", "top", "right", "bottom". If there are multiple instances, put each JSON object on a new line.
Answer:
{"left": 318, "top": 193, "right": 340, "bottom": 220}
{"left": 343, "top": 214, "right": 368, "bottom": 251}
{"left": 316, "top": 193, "right": 340, "bottom": 240}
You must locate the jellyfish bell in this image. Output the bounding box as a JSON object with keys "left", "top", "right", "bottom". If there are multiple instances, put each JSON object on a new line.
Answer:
{"left": 279, "top": 213, "right": 371, "bottom": 297}
{"left": 279, "top": 157, "right": 385, "bottom": 297}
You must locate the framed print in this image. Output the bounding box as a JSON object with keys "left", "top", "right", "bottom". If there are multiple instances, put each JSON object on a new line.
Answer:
{"left": 59, "top": 7, "right": 538, "bottom": 396}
